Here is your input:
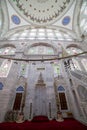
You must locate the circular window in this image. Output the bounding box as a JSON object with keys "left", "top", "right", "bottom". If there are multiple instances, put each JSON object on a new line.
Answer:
{"left": 62, "top": 16, "right": 70, "bottom": 25}
{"left": 11, "top": 15, "right": 21, "bottom": 25}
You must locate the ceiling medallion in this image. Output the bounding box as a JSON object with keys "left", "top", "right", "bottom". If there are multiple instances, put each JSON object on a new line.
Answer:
{"left": 62, "top": 16, "right": 70, "bottom": 25}
{"left": 11, "top": 15, "right": 21, "bottom": 25}
{"left": 9, "top": 0, "right": 73, "bottom": 26}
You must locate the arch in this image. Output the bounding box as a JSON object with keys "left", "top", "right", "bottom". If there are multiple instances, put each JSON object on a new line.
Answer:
{"left": 0, "top": 82, "right": 3, "bottom": 90}
{"left": 0, "top": 44, "right": 16, "bottom": 49}
{"left": 58, "top": 86, "right": 65, "bottom": 91}
{"left": 24, "top": 42, "right": 57, "bottom": 55}
{"left": 29, "top": 42, "right": 55, "bottom": 49}
{"left": 4, "top": 25, "right": 76, "bottom": 40}
{"left": 16, "top": 86, "right": 24, "bottom": 92}
{"left": 66, "top": 45, "right": 83, "bottom": 55}
{"left": 66, "top": 44, "right": 82, "bottom": 50}
{"left": 0, "top": 45, "right": 16, "bottom": 55}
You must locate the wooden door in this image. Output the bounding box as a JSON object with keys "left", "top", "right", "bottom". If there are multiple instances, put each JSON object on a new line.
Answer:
{"left": 59, "top": 93, "right": 68, "bottom": 110}
{"left": 13, "top": 93, "right": 22, "bottom": 110}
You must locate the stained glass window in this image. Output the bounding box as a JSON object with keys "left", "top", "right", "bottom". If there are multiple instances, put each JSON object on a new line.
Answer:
{"left": 0, "top": 47, "right": 15, "bottom": 55}
{"left": 53, "top": 62, "right": 61, "bottom": 77}
{"left": 28, "top": 46, "right": 54, "bottom": 55}
{"left": 8, "top": 28, "right": 73, "bottom": 41}
{"left": 58, "top": 86, "right": 65, "bottom": 91}
{"left": 0, "top": 59, "right": 12, "bottom": 77}
{"left": 19, "top": 62, "right": 28, "bottom": 77}
{"left": 66, "top": 47, "right": 82, "bottom": 55}
{"left": 16, "top": 86, "right": 24, "bottom": 92}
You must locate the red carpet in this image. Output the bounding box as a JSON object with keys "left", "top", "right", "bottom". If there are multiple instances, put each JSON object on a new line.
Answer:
{"left": 0, "top": 118, "right": 87, "bottom": 130}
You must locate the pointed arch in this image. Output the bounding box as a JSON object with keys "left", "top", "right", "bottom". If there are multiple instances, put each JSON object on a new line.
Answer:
{"left": 16, "top": 86, "right": 24, "bottom": 92}
{"left": 0, "top": 46, "right": 16, "bottom": 55}
{"left": 58, "top": 86, "right": 65, "bottom": 91}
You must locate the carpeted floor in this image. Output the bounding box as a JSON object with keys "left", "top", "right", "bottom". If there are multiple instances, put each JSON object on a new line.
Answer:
{"left": 0, "top": 118, "right": 87, "bottom": 130}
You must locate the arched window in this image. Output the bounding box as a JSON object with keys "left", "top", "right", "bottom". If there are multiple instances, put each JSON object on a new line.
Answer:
{"left": 19, "top": 61, "right": 28, "bottom": 77}
{"left": 66, "top": 47, "right": 83, "bottom": 55}
{"left": 13, "top": 86, "right": 24, "bottom": 111}
{"left": 0, "top": 82, "right": 3, "bottom": 90}
{"left": 81, "top": 59, "right": 87, "bottom": 71}
{"left": 0, "top": 46, "right": 15, "bottom": 77}
{"left": 0, "top": 46, "right": 15, "bottom": 55}
{"left": 57, "top": 86, "right": 68, "bottom": 110}
{"left": 8, "top": 28, "right": 73, "bottom": 41}
{"left": 28, "top": 45, "right": 54, "bottom": 55}
{"left": 53, "top": 62, "right": 61, "bottom": 77}
{"left": 0, "top": 59, "right": 12, "bottom": 77}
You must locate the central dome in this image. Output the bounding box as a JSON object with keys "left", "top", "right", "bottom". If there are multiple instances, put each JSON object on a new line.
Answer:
{"left": 9, "top": 0, "right": 73, "bottom": 26}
